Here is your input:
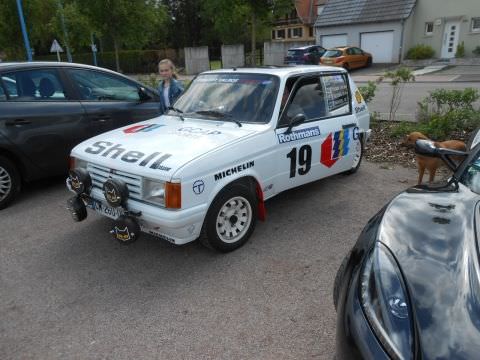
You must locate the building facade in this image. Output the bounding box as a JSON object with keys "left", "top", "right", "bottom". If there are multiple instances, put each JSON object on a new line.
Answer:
{"left": 405, "top": 0, "right": 480, "bottom": 59}
{"left": 272, "top": 0, "right": 327, "bottom": 42}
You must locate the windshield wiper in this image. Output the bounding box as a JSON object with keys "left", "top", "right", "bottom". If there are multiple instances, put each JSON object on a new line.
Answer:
{"left": 167, "top": 106, "right": 185, "bottom": 121}
{"left": 194, "top": 110, "right": 242, "bottom": 127}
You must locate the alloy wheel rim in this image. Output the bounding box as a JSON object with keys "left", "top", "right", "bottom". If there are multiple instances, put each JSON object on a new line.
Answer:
{"left": 352, "top": 140, "right": 362, "bottom": 168}
{"left": 0, "top": 165, "right": 12, "bottom": 202}
{"left": 216, "top": 196, "right": 252, "bottom": 243}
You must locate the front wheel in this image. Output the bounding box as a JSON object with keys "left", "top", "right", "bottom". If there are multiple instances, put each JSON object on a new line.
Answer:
{"left": 0, "top": 155, "right": 21, "bottom": 210}
{"left": 200, "top": 183, "right": 258, "bottom": 252}
{"left": 345, "top": 137, "right": 363, "bottom": 175}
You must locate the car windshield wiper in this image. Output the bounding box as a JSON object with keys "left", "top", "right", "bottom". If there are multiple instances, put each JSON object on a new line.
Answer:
{"left": 194, "top": 110, "right": 242, "bottom": 127}
{"left": 167, "top": 106, "right": 185, "bottom": 121}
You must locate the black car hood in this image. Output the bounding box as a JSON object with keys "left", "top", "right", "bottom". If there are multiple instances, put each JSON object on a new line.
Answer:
{"left": 379, "top": 185, "right": 480, "bottom": 359}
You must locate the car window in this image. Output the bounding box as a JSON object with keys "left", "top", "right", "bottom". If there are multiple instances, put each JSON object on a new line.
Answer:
{"left": 462, "top": 157, "right": 480, "bottom": 194}
{"left": 1, "top": 69, "right": 67, "bottom": 101}
{"left": 280, "top": 74, "right": 350, "bottom": 126}
{"left": 346, "top": 48, "right": 354, "bottom": 55}
{"left": 173, "top": 73, "right": 279, "bottom": 124}
{"left": 287, "top": 50, "right": 304, "bottom": 57}
{"left": 323, "top": 50, "right": 343, "bottom": 58}
{"left": 69, "top": 69, "right": 140, "bottom": 101}
{"left": 353, "top": 48, "right": 363, "bottom": 55}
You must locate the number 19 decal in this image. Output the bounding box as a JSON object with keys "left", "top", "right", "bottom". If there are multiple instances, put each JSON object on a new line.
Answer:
{"left": 287, "top": 145, "right": 312, "bottom": 178}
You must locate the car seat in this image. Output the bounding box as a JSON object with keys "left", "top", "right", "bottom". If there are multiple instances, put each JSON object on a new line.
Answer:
{"left": 39, "top": 78, "right": 56, "bottom": 98}
{"left": 19, "top": 77, "right": 36, "bottom": 98}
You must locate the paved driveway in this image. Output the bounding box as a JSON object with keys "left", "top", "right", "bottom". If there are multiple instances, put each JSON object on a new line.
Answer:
{"left": 1, "top": 162, "right": 417, "bottom": 359}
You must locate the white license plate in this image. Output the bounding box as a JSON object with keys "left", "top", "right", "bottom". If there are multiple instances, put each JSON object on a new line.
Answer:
{"left": 87, "top": 198, "right": 123, "bottom": 219}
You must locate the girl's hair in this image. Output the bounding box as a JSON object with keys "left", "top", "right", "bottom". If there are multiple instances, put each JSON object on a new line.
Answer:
{"left": 158, "top": 59, "right": 178, "bottom": 79}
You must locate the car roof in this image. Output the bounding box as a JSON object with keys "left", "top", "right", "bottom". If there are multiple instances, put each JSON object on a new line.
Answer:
{"left": 0, "top": 61, "right": 126, "bottom": 76}
{"left": 288, "top": 45, "right": 323, "bottom": 51}
{"left": 202, "top": 65, "right": 346, "bottom": 78}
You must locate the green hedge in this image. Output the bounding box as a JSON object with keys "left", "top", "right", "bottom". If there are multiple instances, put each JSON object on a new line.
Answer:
{"left": 35, "top": 49, "right": 185, "bottom": 74}
{"left": 406, "top": 44, "right": 435, "bottom": 60}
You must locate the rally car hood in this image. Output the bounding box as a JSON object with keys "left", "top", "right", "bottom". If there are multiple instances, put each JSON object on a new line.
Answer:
{"left": 378, "top": 186, "right": 480, "bottom": 359}
{"left": 71, "top": 116, "right": 256, "bottom": 180}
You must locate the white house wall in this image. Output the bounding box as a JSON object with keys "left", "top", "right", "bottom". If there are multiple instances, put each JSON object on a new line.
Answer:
{"left": 315, "top": 21, "right": 404, "bottom": 63}
{"left": 406, "top": 0, "right": 480, "bottom": 59}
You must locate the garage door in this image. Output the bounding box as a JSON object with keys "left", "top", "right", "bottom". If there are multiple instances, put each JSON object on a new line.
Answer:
{"left": 321, "top": 34, "right": 347, "bottom": 49}
{"left": 360, "top": 31, "right": 394, "bottom": 63}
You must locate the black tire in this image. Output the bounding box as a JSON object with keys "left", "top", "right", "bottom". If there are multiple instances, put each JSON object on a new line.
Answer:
{"left": 200, "top": 183, "right": 258, "bottom": 252}
{"left": 344, "top": 137, "right": 363, "bottom": 175}
{"left": 343, "top": 62, "right": 350, "bottom": 71}
{"left": 333, "top": 252, "right": 351, "bottom": 311}
{"left": 0, "top": 155, "right": 21, "bottom": 210}
{"left": 366, "top": 57, "right": 372, "bottom": 67}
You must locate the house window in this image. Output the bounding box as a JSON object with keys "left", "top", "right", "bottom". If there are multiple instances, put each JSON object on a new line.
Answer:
{"left": 317, "top": 5, "right": 324, "bottom": 15}
{"left": 425, "top": 22, "right": 434, "bottom": 35}
{"left": 277, "top": 29, "right": 285, "bottom": 39}
{"left": 292, "top": 27, "right": 303, "bottom": 38}
{"left": 272, "top": 30, "right": 276, "bottom": 40}
{"left": 309, "top": 26, "right": 313, "bottom": 37}
{"left": 288, "top": 28, "right": 292, "bottom": 38}
{"left": 472, "top": 17, "right": 480, "bottom": 32}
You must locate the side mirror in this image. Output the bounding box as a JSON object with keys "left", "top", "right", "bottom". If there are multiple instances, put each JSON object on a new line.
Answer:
{"left": 415, "top": 139, "right": 468, "bottom": 172}
{"left": 138, "top": 87, "right": 151, "bottom": 102}
{"left": 285, "top": 113, "right": 306, "bottom": 134}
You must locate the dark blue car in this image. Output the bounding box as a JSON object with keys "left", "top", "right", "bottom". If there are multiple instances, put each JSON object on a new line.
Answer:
{"left": 284, "top": 45, "right": 326, "bottom": 65}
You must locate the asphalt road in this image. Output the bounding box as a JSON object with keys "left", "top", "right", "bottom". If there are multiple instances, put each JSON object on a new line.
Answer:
{"left": 366, "top": 81, "right": 480, "bottom": 121}
{"left": 1, "top": 162, "right": 417, "bottom": 359}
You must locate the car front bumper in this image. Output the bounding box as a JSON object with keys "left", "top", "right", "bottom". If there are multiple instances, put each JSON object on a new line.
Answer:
{"left": 67, "top": 182, "right": 207, "bottom": 245}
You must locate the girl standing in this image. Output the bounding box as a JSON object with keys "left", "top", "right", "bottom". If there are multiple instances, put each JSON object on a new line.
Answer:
{"left": 158, "top": 59, "right": 184, "bottom": 114}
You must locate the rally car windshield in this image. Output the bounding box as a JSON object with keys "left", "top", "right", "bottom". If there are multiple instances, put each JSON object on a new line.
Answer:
{"left": 173, "top": 73, "right": 279, "bottom": 124}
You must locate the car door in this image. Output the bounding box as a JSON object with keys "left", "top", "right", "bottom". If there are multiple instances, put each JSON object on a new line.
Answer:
{"left": 66, "top": 68, "right": 161, "bottom": 133}
{"left": 0, "top": 67, "right": 88, "bottom": 177}
{"left": 273, "top": 73, "right": 358, "bottom": 193}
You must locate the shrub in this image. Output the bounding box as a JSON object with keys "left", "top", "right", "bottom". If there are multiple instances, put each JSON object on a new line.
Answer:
{"left": 420, "top": 88, "right": 479, "bottom": 115}
{"left": 378, "top": 67, "right": 415, "bottom": 121}
{"left": 358, "top": 81, "right": 377, "bottom": 103}
{"left": 473, "top": 46, "right": 480, "bottom": 56}
{"left": 455, "top": 41, "right": 465, "bottom": 58}
{"left": 406, "top": 44, "right": 435, "bottom": 60}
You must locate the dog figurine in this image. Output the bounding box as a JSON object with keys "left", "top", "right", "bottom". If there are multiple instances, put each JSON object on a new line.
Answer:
{"left": 403, "top": 132, "right": 466, "bottom": 184}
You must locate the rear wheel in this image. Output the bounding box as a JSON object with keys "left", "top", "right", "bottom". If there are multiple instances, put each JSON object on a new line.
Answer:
{"left": 200, "top": 183, "right": 257, "bottom": 252}
{"left": 345, "top": 137, "right": 363, "bottom": 175}
{"left": 343, "top": 62, "right": 350, "bottom": 71}
{"left": 366, "top": 57, "right": 372, "bottom": 67}
{"left": 0, "top": 155, "right": 21, "bottom": 210}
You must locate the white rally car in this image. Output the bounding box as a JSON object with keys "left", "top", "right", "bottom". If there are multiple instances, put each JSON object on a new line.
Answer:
{"left": 67, "top": 66, "right": 370, "bottom": 252}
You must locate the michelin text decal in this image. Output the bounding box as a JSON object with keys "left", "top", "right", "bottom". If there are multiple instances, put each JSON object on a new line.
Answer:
{"left": 214, "top": 161, "right": 254, "bottom": 181}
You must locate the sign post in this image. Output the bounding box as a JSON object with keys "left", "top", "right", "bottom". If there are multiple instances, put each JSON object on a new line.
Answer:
{"left": 50, "top": 39, "right": 64, "bottom": 62}
{"left": 91, "top": 33, "right": 98, "bottom": 67}
{"left": 15, "top": 0, "right": 33, "bottom": 61}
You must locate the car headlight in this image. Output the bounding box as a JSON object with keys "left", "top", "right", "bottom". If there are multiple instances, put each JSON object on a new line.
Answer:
{"left": 143, "top": 179, "right": 166, "bottom": 205}
{"left": 70, "top": 157, "right": 87, "bottom": 170}
{"left": 360, "top": 242, "right": 414, "bottom": 360}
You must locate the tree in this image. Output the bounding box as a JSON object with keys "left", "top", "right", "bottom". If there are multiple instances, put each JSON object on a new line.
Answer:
{"left": 0, "top": 0, "right": 58, "bottom": 60}
{"left": 201, "top": 0, "right": 293, "bottom": 64}
{"left": 378, "top": 67, "right": 415, "bottom": 121}
{"left": 82, "top": 0, "right": 166, "bottom": 71}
